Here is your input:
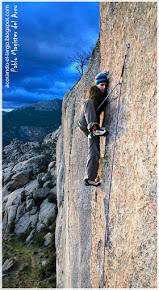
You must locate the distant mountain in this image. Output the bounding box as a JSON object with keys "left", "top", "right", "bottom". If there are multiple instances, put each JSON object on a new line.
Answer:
{"left": 3, "top": 98, "right": 62, "bottom": 147}
{"left": 2, "top": 111, "right": 8, "bottom": 115}
{"left": 15, "top": 98, "right": 62, "bottom": 112}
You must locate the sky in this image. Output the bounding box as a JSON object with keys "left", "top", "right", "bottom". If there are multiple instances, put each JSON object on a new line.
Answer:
{"left": 2, "top": 1, "right": 100, "bottom": 110}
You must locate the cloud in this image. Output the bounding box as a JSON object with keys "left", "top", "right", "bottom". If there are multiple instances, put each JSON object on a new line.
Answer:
{"left": 3, "top": 87, "right": 56, "bottom": 109}
{"left": 2, "top": 2, "right": 99, "bottom": 109}
{"left": 22, "top": 77, "right": 51, "bottom": 91}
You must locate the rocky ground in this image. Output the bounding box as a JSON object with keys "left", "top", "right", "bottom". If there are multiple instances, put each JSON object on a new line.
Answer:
{"left": 2, "top": 126, "right": 61, "bottom": 287}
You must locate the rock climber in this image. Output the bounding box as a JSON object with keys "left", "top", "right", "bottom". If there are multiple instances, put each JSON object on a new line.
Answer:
{"left": 78, "top": 70, "right": 109, "bottom": 186}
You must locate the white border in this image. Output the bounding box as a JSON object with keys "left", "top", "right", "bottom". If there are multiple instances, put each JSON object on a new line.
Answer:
{"left": 1, "top": 0, "right": 158, "bottom": 2}
{"left": 0, "top": 0, "right": 2, "bottom": 288}
{"left": 0, "top": 1, "right": 158, "bottom": 290}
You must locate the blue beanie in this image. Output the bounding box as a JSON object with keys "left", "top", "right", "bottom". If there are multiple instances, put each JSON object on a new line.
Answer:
{"left": 95, "top": 73, "right": 108, "bottom": 85}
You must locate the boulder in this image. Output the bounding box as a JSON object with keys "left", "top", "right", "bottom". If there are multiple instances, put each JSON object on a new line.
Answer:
{"left": 50, "top": 169, "right": 56, "bottom": 178}
{"left": 24, "top": 179, "right": 39, "bottom": 196}
{"left": 7, "top": 204, "right": 18, "bottom": 232}
{"left": 50, "top": 187, "right": 57, "bottom": 195}
{"left": 38, "top": 198, "right": 56, "bottom": 226}
{"left": 29, "top": 207, "right": 37, "bottom": 215}
{"left": 12, "top": 154, "right": 48, "bottom": 173}
{"left": 41, "top": 261, "right": 47, "bottom": 267}
{"left": 3, "top": 164, "right": 14, "bottom": 181}
{"left": 37, "top": 172, "right": 45, "bottom": 185}
{"left": 2, "top": 213, "right": 8, "bottom": 230}
{"left": 2, "top": 201, "right": 7, "bottom": 213}
{"left": 4, "top": 173, "right": 13, "bottom": 184}
{"left": 26, "top": 199, "right": 35, "bottom": 211}
{"left": 15, "top": 203, "right": 25, "bottom": 222}
{"left": 8, "top": 170, "right": 31, "bottom": 189}
{"left": 6, "top": 180, "right": 16, "bottom": 190}
{"left": 26, "top": 194, "right": 33, "bottom": 201}
{"left": 41, "top": 172, "right": 52, "bottom": 182}
{"left": 2, "top": 163, "right": 8, "bottom": 170}
{"left": 14, "top": 212, "right": 38, "bottom": 234}
{"left": 2, "top": 185, "right": 10, "bottom": 200}
{"left": 26, "top": 229, "right": 36, "bottom": 244}
{"left": 43, "top": 180, "right": 52, "bottom": 188}
{"left": 48, "top": 161, "right": 56, "bottom": 171}
{"left": 36, "top": 223, "right": 46, "bottom": 232}
{"left": 5, "top": 188, "right": 24, "bottom": 210}
{"left": 3, "top": 195, "right": 9, "bottom": 204}
{"left": 44, "top": 232, "right": 52, "bottom": 246}
{"left": 33, "top": 187, "right": 50, "bottom": 200}
{"left": 2, "top": 259, "right": 14, "bottom": 273}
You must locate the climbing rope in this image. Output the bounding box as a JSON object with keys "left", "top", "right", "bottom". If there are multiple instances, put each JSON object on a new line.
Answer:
{"left": 96, "top": 44, "right": 130, "bottom": 113}
{"left": 96, "top": 44, "right": 130, "bottom": 288}
{"left": 101, "top": 82, "right": 122, "bottom": 288}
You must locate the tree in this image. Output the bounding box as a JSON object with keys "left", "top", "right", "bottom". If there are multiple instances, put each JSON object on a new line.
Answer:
{"left": 68, "top": 45, "right": 94, "bottom": 76}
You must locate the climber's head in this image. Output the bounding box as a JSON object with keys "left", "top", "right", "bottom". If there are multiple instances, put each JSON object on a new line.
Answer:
{"left": 95, "top": 72, "right": 109, "bottom": 94}
{"left": 96, "top": 82, "right": 107, "bottom": 94}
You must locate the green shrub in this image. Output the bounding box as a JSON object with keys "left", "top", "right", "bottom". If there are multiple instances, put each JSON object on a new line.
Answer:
{"left": 18, "top": 232, "right": 29, "bottom": 242}
{"left": 38, "top": 252, "right": 56, "bottom": 279}
{"left": 33, "top": 231, "right": 48, "bottom": 247}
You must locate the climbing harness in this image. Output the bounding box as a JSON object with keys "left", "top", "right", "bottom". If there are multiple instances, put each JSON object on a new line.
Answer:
{"left": 97, "top": 44, "right": 130, "bottom": 288}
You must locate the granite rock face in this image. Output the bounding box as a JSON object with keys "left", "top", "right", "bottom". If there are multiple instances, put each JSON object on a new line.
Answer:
{"left": 55, "top": 2, "right": 157, "bottom": 288}
{"left": 56, "top": 36, "right": 101, "bottom": 288}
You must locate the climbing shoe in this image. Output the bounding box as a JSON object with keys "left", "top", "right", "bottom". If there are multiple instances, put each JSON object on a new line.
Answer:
{"left": 93, "top": 127, "right": 107, "bottom": 137}
{"left": 85, "top": 178, "right": 101, "bottom": 187}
